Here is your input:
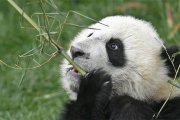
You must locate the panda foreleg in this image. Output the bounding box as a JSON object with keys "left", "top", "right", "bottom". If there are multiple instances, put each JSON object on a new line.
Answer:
{"left": 61, "top": 70, "right": 112, "bottom": 120}
{"left": 108, "top": 95, "right": 155, "bottom": 120}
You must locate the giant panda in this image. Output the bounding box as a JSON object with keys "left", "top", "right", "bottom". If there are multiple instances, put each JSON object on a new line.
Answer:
{"left": 60, "top": 16, "right": 180, "bottom": 120}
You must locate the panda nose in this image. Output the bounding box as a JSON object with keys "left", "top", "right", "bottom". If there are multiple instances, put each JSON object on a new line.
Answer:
{"left": 70, "top": 46, "right": 86, "bottom": 59}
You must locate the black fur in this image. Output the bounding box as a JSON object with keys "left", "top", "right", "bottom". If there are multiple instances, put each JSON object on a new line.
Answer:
{"left": 107, "top": 96, "right": 154, "bottom": 120}
{"left": 153, "top": 97, "right": 180, "bottom": 120}
{"left": 61, "top": 70, "right": 112, "bottom": 120}
{"left": 61, "top": 70, "right": 180, "bottom": 120}
{"left": 106, "top": 38, "right": 126, "bottom": 67}
{"left": 161, "top": 46, "right": 180, "bottom": 78}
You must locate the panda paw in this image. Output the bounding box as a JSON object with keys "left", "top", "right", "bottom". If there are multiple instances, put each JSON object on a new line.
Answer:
{"left": 77, "top": 69, "right": 112, "bottom": 104}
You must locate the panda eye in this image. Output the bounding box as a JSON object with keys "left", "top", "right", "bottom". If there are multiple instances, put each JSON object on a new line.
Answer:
{"left": 108, "top": 43, "right": 118, "bottom": 50}
{"left": 106, "top": 38, "right": 126, "bottom": 67}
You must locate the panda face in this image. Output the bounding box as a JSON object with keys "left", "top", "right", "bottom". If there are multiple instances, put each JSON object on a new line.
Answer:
{"left": 60, "top": 16, "right": 180, "bottom": 101}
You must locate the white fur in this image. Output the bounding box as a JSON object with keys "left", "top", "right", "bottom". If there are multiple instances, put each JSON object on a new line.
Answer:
{"left": 60, "top": 16, "right": 180, "bottom": 101}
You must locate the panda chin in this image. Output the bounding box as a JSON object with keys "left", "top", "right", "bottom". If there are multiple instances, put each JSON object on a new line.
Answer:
{"left": 66, "top": 62, "right": 88, "bottom": 86}
{"left": 65, "top": 67, "right": 81, "bottom": 93}
{"left": 65, "top": 61, "right": 94, "bottom": 93}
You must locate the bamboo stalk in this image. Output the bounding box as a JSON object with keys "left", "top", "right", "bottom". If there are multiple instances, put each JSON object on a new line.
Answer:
{"left": 6, "top": 0, "right": 86, "bottom": 76}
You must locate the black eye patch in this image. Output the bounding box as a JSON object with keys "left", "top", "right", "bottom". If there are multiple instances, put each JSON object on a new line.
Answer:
{"left": 106, "top": 38, "right": 126, "bottom": 67}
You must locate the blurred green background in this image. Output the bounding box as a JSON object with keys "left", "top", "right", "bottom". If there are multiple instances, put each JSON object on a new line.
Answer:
{"left": 0, "top": 0, "right": 180, "bottom": 119}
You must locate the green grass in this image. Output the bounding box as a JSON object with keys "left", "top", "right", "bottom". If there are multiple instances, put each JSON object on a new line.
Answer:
{"left": 0, "top": 0, "right": 180, "bottom": 119}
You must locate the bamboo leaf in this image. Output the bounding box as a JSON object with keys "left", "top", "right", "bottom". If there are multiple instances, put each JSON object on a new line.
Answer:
{"left": 168, "top": 79, "right": 180, "bottom": 89}
{"left": 6, "top": 0, "right": 86, "bottom": 76}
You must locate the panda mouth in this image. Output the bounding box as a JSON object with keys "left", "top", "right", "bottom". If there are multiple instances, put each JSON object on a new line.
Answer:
{"left": 72, "top": 67, "right": 79, "bottom": 73}
{"left": 67, "top": 66, "right": 81, "bottom": 77}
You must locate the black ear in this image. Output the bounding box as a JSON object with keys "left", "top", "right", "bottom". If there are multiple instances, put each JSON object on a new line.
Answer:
{"left": 161, "top": 46, "right": 180, "bottom": 78}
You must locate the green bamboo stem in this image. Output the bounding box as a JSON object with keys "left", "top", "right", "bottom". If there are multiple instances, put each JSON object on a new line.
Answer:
{"left": 61, "top": 51, "right": 86, "bottom": 76}
{"left": 6, "top": 0, "right": 86, "bottom": 76}
{"left": 7, "top": 0, "right": 41, "bottom": 32}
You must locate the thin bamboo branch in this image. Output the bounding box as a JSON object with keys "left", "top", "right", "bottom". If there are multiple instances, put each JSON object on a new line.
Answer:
{"left": 6, "top": 0, "right": 86, "bottom": 76}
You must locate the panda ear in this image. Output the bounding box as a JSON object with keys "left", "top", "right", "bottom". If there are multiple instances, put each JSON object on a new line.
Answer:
{"left": 161, "top": 45, "right": 180, "bottom": 78}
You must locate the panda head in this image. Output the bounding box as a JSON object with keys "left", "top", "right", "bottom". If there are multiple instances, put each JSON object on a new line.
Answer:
{"left": 60, "top": 16, "right": 180, "bottom": 101}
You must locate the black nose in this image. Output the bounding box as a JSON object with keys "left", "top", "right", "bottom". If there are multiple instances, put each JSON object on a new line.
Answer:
{"left": 70, "top": 46, "right": 85, "bottom": 59}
